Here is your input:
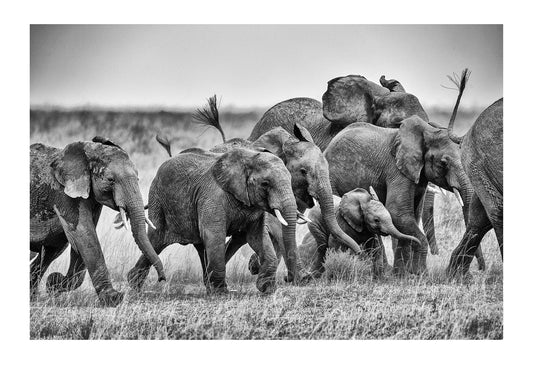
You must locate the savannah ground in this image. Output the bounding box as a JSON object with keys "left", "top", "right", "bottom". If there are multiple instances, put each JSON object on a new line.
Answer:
{"left": 29, "top": 105, "right": 502, "bottom": 339}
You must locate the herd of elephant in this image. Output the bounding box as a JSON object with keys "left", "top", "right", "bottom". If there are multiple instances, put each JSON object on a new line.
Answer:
{"left": 30, "top": 69, "right": 503, "bottom": 306}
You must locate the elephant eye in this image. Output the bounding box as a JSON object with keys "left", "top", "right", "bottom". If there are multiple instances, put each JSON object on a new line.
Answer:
{"left": 261, "top": 181, "right": 269, "bottom": 188}
{"left": 300, "top": 168, "right": 308, "bottom": 176}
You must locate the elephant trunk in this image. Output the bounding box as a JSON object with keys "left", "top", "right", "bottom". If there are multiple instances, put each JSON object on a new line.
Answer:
{"left": 316, "top": 177, "right": 362, "bottom": 255}
{"left": 275, "top": 188, "right": 300, "bottom": 282}
{"left": 121, "top": 179, "right": 166, "bottom": 282}
{"left": 381, "top": 215, "right": 421, "bottom": 245}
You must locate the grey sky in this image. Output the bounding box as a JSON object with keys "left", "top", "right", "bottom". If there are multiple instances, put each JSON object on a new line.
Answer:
{"left": 30, "top": 25, "right": 502, "bottom": 109}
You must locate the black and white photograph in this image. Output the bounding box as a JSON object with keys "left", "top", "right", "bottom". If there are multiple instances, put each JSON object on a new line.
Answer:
{"left": 28, "top": 23, "right": 503, "bottom": 340}
{"left": 5, "top": 0, "right": 532, "bottom": 373}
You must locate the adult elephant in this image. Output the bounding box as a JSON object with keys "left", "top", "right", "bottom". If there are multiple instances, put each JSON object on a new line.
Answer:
{"left": 30, "top": 137, "right": 165, "bottom": 306}
{"left": 248, "top": 187, "right": 420, "bottom": 279}
{"left": 126, "top": 147, "right": 298, "bottom": 294}
{"left": 177, "top": 97, "right": 364, "bottom": 276}
{"left": 446, "top": 97, "right": 503, "bottom": 276}
{"left": 247, "top": 73, "right": 484, "bottom": 268}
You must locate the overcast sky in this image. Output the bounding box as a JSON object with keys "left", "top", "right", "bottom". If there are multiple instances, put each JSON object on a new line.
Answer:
{"left": 30, "top": 25, "right": 502, "bottom": 109}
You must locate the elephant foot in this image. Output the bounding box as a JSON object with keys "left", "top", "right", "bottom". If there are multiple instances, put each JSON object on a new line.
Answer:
{"left": 248, "top": 254, "right": 260, "bottom": 275}
{"left": 98, "top": 288, "right": 124, "bottom": 307}
{"left": 256, "top": 277, "right": 276, "bottom": 294}
{"left": 46, "top": 272, "right": 66, "bottom": 296}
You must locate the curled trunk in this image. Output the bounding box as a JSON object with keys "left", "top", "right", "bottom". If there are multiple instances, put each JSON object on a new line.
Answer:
{"left": 382, "top": 216, "right": 421, "bottom": 245}
{"left": 122, "top": 179, "right": 166, "bottom": 281}
{"left": 317, "top": 177, "right": 362, "bottom": 255}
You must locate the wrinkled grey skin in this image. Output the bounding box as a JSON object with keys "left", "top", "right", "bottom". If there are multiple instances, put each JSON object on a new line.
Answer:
{"left": 447, "top": 98, "right": 503, "bottom": 276}
{"left": 249, "top": 188, "right": 420, "bottom": 279}
{"left": 218, "top": 125, "right": 363, "bottom": 277}
{"left": 30, "top": 137, "right": 165, "bottom": 307}
{"left": 126, "top": 147, "right": 298, "bottom": 294}
{"left": 324, "top": 116, "right": 473, "bottom": 275}
{"left": 248, "top": 74, "right": 484, "bottom": 267}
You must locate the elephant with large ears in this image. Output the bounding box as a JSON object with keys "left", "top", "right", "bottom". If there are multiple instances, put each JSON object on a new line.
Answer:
{"left": 324, "top": 101, "right": 473, "bottom": 275}
{"left": 185, "top": 96, "right": 363, "bottom": 280}
{"left": 126, "top": 147, "right": 298, "bottom": 294}
{"left": 247, "top": 73, "right": 485, "bottom": 268}
{"left": 446, "top": 93, "right": 503, "bottom": 276}
{"left": 30, "top": 137, "right": 165, "bottom": 306}
{"left": 249, "top": 187, "right": 420, "bottom": 280}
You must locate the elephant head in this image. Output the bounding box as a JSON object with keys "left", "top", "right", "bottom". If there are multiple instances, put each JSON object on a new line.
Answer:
{"left": 393, "top": 116, "right": 471, "bottom": 207}
{"left": 253, "top": 124, "right": 362, "bottom": 256}
{"left": 321, "top": 74, "right": 428, "bottom": 127}
{"left": 212, "top": 148, "right": 299, "bottom": 279}
{"left": 338, "top": 187, "right": 420, "bottom": 244}
{"left": 50, "top": 136, "right": 165, "bottom": 281}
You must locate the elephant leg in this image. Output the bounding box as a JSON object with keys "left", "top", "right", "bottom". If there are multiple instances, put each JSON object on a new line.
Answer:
{"left": 224, "top": 232, "right": 247, "bottom": 264}
{"left": 127, "top": 229, "right": 169, "bottom": 291}
{"left": 421, "top": 190, "right": 439, "bottom": 255}
{"left": 389, "top": 214, "right": 428, "bottom": 276}
{"left": 30, "top": 242, "right": 68, "bottom": 298}
{"left": 447, "top": 193, "right": 492, "bottom": 277}
{"left": 46, "top": 247, "right": 87, "bottom": 295}
{"left": 246, "top": 219, "right": 278, "bottom": 293}
{"left": 201, "top": 231, "right": 228, "bottom": 294}
{"left": 54, "top": 201, "right": 123, "bottom": 306}
{"left": 461, "top": 195, "right": 486, "bottom": 271}
{"left": 194, "top": 243, "right": 209, "bottom": 287}
{"left": 364, "top": 236, "right": 386, "bottom": 278}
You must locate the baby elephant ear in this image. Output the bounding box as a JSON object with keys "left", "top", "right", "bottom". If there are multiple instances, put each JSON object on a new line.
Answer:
{"left": 92, "top": 136, "right": 123, "bottom": 150}
{"left": 293, "top": 123, "right": 315, "bottom": 144}
{"left": 51, "top": 142, "right": 91, "bottom": 199}
{"left": 369, "top": 186, "right": 380, "bottom": 202}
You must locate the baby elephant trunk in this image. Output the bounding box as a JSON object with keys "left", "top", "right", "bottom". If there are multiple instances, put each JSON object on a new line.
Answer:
{"left": 382, "top": 216, "right": 421, "bottom": 245}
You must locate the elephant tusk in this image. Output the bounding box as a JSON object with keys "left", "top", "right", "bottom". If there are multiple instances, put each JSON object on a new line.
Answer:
{"left": 453, "top": 188, "right": 464, "bottom": 207}
{"left": 145, "top": 216, "right": 157, "bottom": 230}
{"left": 313, "top": 198, "right": 319, "bottom": 207}
{"left": 274, "top": 209, "right": 288, "bottom": 226}
{"left": 297, "top": 211, "right": 313, "bottom": 224}
{"left": 119, "top": 207, "right": 129, "bottom": 231}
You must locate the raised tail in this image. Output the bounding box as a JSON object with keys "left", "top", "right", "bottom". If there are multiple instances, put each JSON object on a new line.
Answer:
{"left": 192, "top": 95, "right": 226, "bottom": 143}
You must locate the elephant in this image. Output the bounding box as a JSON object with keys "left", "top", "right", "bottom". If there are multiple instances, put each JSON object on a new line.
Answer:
{"left": 126, "top": 147, "right": 299, "bottom": 294}
{"left": 323, "top": 105, "right": 475, "bottom": 275}
{"left": 173, "top": 96, "right": 364, "bottom": 278}
{"left": 248, "top": 187, "right": 420, "bottom": 280}
{"left": 446, "top": 97, "right": 503, "bottom": 276}
{"left": 246, "top": 73, "right": 484, "bottom": 268}
{"left": 30, "top": 137, "right": 165, "bottom": 306}
{"left": 249, "top": 74, "right": 428, "bottom": 150}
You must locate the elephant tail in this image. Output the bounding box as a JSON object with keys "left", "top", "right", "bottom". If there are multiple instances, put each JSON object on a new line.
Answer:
{"left": 446, "top": 68, "right": 470, "bottom": 144}
{"left": 192, "top": 94, "right": 226, "bottom": 143}
{"left": 155, "top": 134, "right": 172, "bottom": 157}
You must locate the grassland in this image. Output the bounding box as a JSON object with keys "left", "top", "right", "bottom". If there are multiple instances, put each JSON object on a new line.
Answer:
{"left": 29, "top": 105, "right": 502, "bottom": 339}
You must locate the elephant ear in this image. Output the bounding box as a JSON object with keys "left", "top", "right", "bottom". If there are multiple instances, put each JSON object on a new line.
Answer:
{"left": 212, "top": 148, "right": 251, "bottom": 206}
{"left": 293, "top": 123, "right": 315, "bottom": 144}
{"left": 252, "top": 128, "right": 292, "bottom": 157}
{"left": 339, "top": 189, "right": 370, "bottom": 233}
{"left": 51, "top": 142, "right": 91, "bottom": 199}
{"left": 393, "top": 116, "right": 426, "bottom": 184}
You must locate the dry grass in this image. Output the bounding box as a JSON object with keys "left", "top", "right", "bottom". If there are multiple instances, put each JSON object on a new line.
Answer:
{"left": 29, "top": 105, "right": 502, "bottom": 339}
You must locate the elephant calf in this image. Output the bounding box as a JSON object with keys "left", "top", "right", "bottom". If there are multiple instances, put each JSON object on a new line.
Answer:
{"left": 30, "top": 137, "right": 165, "bottom": 306}
{"left": 127, "top": 147, "right": 298, "bottom": 294}
{"left": 249, "top": 188, "right": 419, "bottom": 280}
